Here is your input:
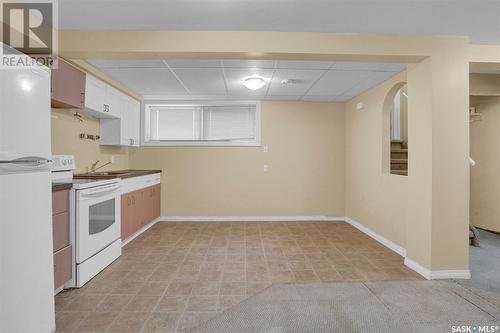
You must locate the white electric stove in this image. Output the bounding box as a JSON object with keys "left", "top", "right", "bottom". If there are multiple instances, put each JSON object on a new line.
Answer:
{"left": 52, "top": 155, "right": 122, "bottom": 288}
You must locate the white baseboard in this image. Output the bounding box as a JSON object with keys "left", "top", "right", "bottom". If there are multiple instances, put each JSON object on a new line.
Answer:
{"left": 343, "top": 216, "right": 470, "bottom": 280}
{"left": 158, "top": 215, "right": 344, "bottom": 222}
{"left": 404, "top": 257, "right": 471, "bottom": 280}
{"left": 404, "top": 257, "right": 432, "bottom": 279}
{"left": 121, "top": 217, "right": 161, "bottom": 246}
{"left": 343, "top": 216, "right": 406, "bottom": 257}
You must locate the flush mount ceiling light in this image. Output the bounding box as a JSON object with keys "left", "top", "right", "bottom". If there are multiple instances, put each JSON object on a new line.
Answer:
{"left": 242, "top": 75, "right": 266, "bottom": 90}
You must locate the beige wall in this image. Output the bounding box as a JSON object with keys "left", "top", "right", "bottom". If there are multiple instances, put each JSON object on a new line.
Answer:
{"left": 128, "top": 101, "right": 345, "bottom": 217}
{"left": 470, "top": 96, "right": 500, "bottom": 233}
{"left": 51, "top": 109, "right": 129, "bottom": 173}
{"left": 345, "top": 72, "right": 408, "bottom": 248}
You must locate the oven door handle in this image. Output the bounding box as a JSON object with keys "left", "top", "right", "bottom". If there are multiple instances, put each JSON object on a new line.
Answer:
{"left": 80, "top": 184, "right": 121, "bottom": 197}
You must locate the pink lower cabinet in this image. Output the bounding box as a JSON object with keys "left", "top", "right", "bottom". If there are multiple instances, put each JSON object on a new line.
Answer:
{"left": 53, "top": 212, "right": 69, "bottom": 252}
{"left": 53, "top": 246, "right": 72, "bottom": 289}
{"left": 121, "top": 184, "right": 161, "bottom": 241}
{"left": 52, "top": 188, "right": 72, "bottom": 290}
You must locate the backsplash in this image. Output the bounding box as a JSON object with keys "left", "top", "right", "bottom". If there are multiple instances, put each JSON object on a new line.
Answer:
{"left": 51, "top": 109, "right": 129, "bottom": 173}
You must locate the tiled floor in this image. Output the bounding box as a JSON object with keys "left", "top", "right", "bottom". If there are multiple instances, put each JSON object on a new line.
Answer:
{"left": 55, "top": 221, "right": 421, "bottom": 332}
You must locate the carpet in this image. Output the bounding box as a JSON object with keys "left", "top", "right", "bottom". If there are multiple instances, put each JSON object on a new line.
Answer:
{"left": 190, "top": 281, "right": 500, "bottom": 333}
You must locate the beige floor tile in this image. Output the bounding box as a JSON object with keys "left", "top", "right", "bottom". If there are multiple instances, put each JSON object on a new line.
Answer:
{"left": 155, "top": 296, "right": 188, "bottom": 312}
{"left": 176, "top": 312, "right": 217, "bottom": 333}
{"left": 292, "top": 269, "right": 319, "bottom": 282}
{"left": 55, "top": 311, "right": 88, "bottom": 332}
{"left": 111, "top": 281, "right": 146, "bottom": 295}
{"left": 74, "top": 311, "right": 118, "bottom": 332}
{"left": 192, "top": 281, "right": 221, "bottom": 295}
{"left": 107, "top": 311, "right": 150, "bottom": 332}
{"left": 65, "top": 294, "right": 106, "bottom": 311}
{"left": 220, "top": 282, "right": 246, "bottom": 296}
{"left": 166, "top": 282, "right": 194, "bottom": 296}
{"left": 97, "top": 294, "right": 134, "bottom": 311}
{"left": 186, "top": 296, "right": 218, "bottom": 312}
{"left": 124, "top": 295, "right": 161, "bottom": 312}
{"left": 138, "top": 281, "right": 169, "bottom": 296}
{"left": 142, "top": 312, "right": 182, "bottom": 333}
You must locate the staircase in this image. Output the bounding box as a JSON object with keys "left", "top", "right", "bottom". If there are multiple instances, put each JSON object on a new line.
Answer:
{"left": 391, "top": 140, "right": 408, "bottom": 176}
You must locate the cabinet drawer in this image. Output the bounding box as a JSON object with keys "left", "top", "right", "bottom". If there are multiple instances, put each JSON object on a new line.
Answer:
{"left": 52, "top": 189, "right": 69, "bottom": 215}
{"left": 54, "top": 245, "right": 72, "bottom": 289}
{"left": 53, "top": 212, "right": 69, "bottom": 252}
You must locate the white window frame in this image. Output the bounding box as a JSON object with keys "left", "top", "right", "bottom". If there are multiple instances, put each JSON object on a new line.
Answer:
{"left": 141, "top": 100, "right": 261, "bottom": 147}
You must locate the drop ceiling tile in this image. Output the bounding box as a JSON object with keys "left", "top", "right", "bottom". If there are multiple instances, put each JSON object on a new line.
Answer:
{"left": 301, "top": 95, "right": 344, "bottom": 102}
{"left": 268, "top": 69, "right": 324, "bottom": 96}
{"left": 222, "top": 59, "right": 276, "bottom": 69}
{"left": 223, "top": 68, "right": 275, "bottom": 96}
{"left": 276, "top": 60, "right": 333, "bottom": 70}
{"left": 173, "top": 68, "right": 227, "bottom": 95}
{"left": 87, "top": 59, "right": 166, "bottom": 69}
{"left": 166, "top": 59, "right": 222, "bottom": 68}
{"left": 307, "top": 70, "right": 372, "bottom": 96}
{"left": 102, "top": 68, "right": 187, "bottom": 95}
{"left": 331, "top": 62, "right": 390, "bottom": 71}
{"left": 263, "top": 95, "right": 302, "bottom": 101}
{"left": 343, "top": 71, "right": 398, "bottom": 97}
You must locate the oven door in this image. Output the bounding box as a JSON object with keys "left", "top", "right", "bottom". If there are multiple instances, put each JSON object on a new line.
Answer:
{"left": 75, "top": 183, "right": 121, "bottom": 263}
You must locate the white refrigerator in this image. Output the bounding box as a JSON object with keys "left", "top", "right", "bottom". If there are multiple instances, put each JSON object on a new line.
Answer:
{"left": 0, "top": 64, "right": 55, "bottom": 332}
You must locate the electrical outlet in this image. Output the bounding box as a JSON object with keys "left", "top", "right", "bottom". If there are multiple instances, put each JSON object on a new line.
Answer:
{"left": 263, "top": 165, "right": 269, "bottom": 172}
{"left": 263, "top": 145, "right": 269, "bottom": 153}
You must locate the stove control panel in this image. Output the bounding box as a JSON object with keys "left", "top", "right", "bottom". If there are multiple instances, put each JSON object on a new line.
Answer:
{"left": 52, "top": 155, "right": 75, "bottom": 172}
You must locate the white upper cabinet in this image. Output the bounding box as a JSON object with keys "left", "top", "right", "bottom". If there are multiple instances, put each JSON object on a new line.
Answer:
{"left": 99, "top": 93, "right": 141, "bottom": 147}
{"left": 105, "top": 86, "right": 122, "bottom": 118}
{"left": 84, "top": 74, "right": 107, "bottom": 116}
{"left": 128, "top": 98, "right": 141, "bottom": 146}
{"left": 81, "top": 74, "right": 141, "bottom": 146}
{"left": 84, "top": 74, "right": 123, "bottom": 119}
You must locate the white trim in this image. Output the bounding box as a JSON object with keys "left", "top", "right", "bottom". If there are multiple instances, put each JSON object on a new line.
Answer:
{"left": 430, "top": 270, "right": 471, "bottom": 280}
{"left": 158, "top": 215, "right": 343, "bottom": 222}
{"left": 343, "top": 216, "right": 406, "bottom": 257}
{"left": 344, "top": 217, "right": 470, "bottom": 280}
{"left": 403, "top": 257, "right": 470, "bottom": 280}
{"left": 121, "top": 217, "right": 161, "bottom": 246}
{"left": 404, "top": 257, "right": 432, "bottom": 280}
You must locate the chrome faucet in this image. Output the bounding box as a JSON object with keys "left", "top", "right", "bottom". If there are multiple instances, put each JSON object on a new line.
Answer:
{"left": 90, "top": 160, "right": 112, "bottom": 173}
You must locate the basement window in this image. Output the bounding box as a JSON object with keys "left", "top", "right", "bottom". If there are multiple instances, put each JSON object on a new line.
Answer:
{"left": 143, "top": 101, "right": 261, "bottom": 146}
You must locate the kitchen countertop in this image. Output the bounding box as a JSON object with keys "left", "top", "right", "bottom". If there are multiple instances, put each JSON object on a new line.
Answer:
{"left": 52, "top": 182, "right": 73, "bottom": 191}
{"left": 74, "top": 169, "right": 162, "bottom": 180}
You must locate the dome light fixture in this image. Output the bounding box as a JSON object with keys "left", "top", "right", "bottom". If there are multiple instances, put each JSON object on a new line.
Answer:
{"left": 242, "top": 75, "right": 266, "bottom": 90}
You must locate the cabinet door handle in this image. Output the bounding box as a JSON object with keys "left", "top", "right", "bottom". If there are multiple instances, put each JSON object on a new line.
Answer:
{"left": 132, "top": 196, "right": 135, "bottom": 204}
{"left": 80, "top": 92, "right": 85, "bottom": 104}
{"left": 103, "top": 104, "right": 106, "bottom": 112}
